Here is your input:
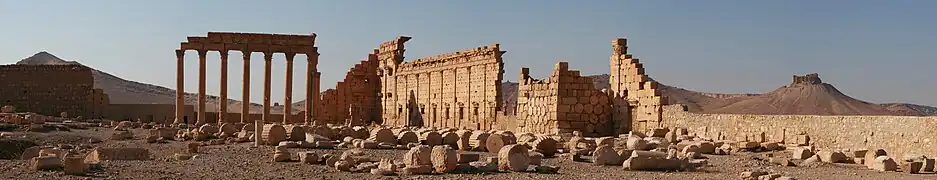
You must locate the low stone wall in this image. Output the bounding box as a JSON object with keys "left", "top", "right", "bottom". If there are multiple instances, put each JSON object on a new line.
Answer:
{"left": 660, "top": 104, "right": 937, "bottom": 157}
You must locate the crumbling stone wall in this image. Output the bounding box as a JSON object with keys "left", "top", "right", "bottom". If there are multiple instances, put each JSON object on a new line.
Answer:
{"left": 377, "top": 36, "right": 505, "bottom": 130}
{"left": 0, "top": 65, "right": 98, "bottom": 117}
{"left": 317, "top": 51, "right": 381, "bottom": 126}
{"left": 516, "top": 63, "right": 611, "bottom": 136}
{"left": 106, "top": 104, "right": 193, "bottom": 124}
{"left": 661, "top": 104, "right": 937, "bottom": 158}
{"left": 608, "top": 38, "right": 665, "bottom": 134}
{"left": 90, "top": 88, "right": 109, "bottom": 119}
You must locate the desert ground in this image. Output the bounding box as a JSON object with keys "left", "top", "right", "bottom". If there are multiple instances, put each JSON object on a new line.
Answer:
{"left": 1, "top": 124, "right": 934, "bottom": 180}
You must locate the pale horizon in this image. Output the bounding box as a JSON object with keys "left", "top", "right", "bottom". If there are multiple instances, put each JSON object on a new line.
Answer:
{"left": 1, "top": 0, "right": 934, "bottom": 106}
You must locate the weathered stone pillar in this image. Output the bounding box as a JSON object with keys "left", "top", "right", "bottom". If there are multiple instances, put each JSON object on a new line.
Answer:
{"left": 305, "top": 52, "right": 318, "bottom": 125}
{"left": 283, "top": 53, "right": 295, "bottom": 124}
{"left": 262, "top": 52, "right": 272, "bottom": 125}
{"left": 218, "top": 50, "right": 229, "bottom": 123}
{"left": 241, "top": 51, "right": 251, "bottom": 124}
{"left": 196, "top": 50, "right": 208, "bottom": 125}
{"left": 174, "top": 49, "right": 185, "bottom": 124}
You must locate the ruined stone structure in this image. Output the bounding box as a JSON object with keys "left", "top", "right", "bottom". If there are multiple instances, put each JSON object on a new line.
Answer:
{"left": 317, "top": 50, "right": 381, "bottom": 126}
{"left": 377, "top": 37, "right": 506, "bottom": 130}
{"left": 515, "top": 63, "right": 612, "bottom": 136}
{"left": 0, "top": 64, "right": 102, "bottom": 117}
{"left": 608, "top": 38, "right": 665, "bottom": 134}
{"left": 660, "top": 104, "right": 937, "bottom": 158}
{"left": 791, "top": 73, "right": 822, "bottom": 86}
{"left": 90, "top": 88, "right": 109, "bottom": 119}
{"left": 176, "top": 32, "right": 320, "bottom": 127}
{"left": 105, "top": 104, "right": 193, "bottom": 124}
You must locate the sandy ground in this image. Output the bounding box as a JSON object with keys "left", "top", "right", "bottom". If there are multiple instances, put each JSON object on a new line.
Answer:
{"left": 1, "top": 127, "right": 935, "bottom": 180}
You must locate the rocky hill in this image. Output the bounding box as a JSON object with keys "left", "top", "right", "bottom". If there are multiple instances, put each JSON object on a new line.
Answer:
{"left": 15, "top": 52, "right": 282, "bottom": 114}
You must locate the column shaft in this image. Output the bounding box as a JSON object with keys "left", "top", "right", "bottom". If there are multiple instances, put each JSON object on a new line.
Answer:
{"left": 241, "top": 51, "right": 251, "bottom": 124}
{"left": 196, "top": 50, "right": 207, "bottom": 125}
{"left": 219, "top": 50, "right": 229, "bottom": 124}
{"left": 283, "top": 53, "right": 295, "bottom": 124}
{"left": 174, "top": 49, "right": 185, "bottom": 124}
{"left": 262, "top": 52, "right": 273, "bottom": 125}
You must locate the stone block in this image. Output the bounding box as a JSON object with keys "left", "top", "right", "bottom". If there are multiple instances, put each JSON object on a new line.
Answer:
{"left": 32, "top": 156, "right": 62, "bottom": 171}
{"left": 922, "top": 158, "right": 935, "bottom": 172}
{"left": 904, "top": 161, "right": 922, "bottom": 174}
{"left": 298, "top": 151, "right": 319, "bottom": 164}
{"left": 593, "top": 145, "right": 622, "bottom": 166}
{"left": 84, "top": 148, "right": 151, "bottom": 164}
{"left": 431, "top": 146, "right": 458, "bottom": 173}
{"left": 870, "top": 156, "right": 898, "bottom": 172}
{"left": 770, "top": 157, "right": 794, "bottom": 166}
{"left": 458, "top": 153, "right": 480, "bottom": 163}
{"left": 792, "top": 148, "right": 814, "bottom": 160}
{"left": 497, "top": 144, "right": 529, "bottom": 172}
{"left": 818, "top": 151, "right": 847, "bottom": 163}
{"left": 403, "top": 145, "right": 432, "bottom": 167}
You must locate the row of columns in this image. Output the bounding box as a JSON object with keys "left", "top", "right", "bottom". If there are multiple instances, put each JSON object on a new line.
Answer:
{"left": 173, "top": 50, "right": 319, "bottom": 126}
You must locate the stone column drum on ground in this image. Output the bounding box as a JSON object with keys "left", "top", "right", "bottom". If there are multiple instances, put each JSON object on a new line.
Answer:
{"left": 219, "top": 50, "right": 229, "bottom": 123}
{"left": 241, "top": 51, "right": 252, "bottom": 124}
{"left": 283, "top": 53, "right": 295, "bottom": 124}
{"left": 174, "top": 49, "right": 185, "bottom": 124}
{"left": 196, "top": 50, "right": 207, "bottom": 125}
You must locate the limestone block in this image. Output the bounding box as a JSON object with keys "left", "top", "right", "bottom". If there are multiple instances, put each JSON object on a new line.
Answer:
{"left": 174, "top": 153, "right": 193, "bottom": 161}
{"left": 285, "top": 125, "right": 306, "bottom": 142}
{"left": 904, "top": 161, "right": 922, "bottom": 174}
{"left": 262, "top": 124, "right": 287, "bottom": 146}
{"left": 378, "top": 158, "right": 398, "bottom": 172}
{"left": 864, "top": 149, "right": 887, "bottom": 167}
{"left": 431, "top": 146, "right": 458, "bottom": 173}
{"left": 792, "top": 148, "right": 814, "bottom": 160}
{"left": 735, "top": 141, "right": 759, "bottom": 149}
{"left": 455, "top": 130, "right": 474, "bottom": 151}
{"left": 622, "top": 156, "right": 688, "bottom": 171}
{"left": 369, "top": 128, "right": 397, "bottom": 145}
{"left": 818, "top": 151, "right": 847, "bottom": 163}
{"left": 792, "top": 134, "right": 810, "bottom": 146}
{"left": 648, "top": 128, "right": 667, "bottom": 137}
{"left": 403, "top": 145, "right": 432, "bottom": 167}
{"left": 62, "top": 156, "right": 87, "bottom": 175}
{"left": 273, "top": 152, "right": 291, "bottom": 162}
{"left": 441, "top": 132, "right": 459, "bottom": 148}
{"left": 593, "top": 145, "right": 622, "bottom": 166}
{"left": 401, "top": 165, "right": 433, "bottom": 175}
{"left": 396, "top": 130, "right": 419, "bottom": 145}
{"left": 770, "top": 157, "right": 794, "bottom": 166}
{"left": 695, "top": 141, "right": 716, "bottom": 154}
{"left": 219, "top": 123, "right": 237, "bottom": 136}
{"left": 198, "top": 124, "right": 219, "bottom": 134}
{"left": 498, "top": 144, "right": 529, "bottom": 172}
{"left": 922, "top": 158, "right": 935, "bottom": 172}
{"left": 420, "top": 131, "right": 443, "bottom": 146}
{"left": 486, "top": 133, "right": 514, "bottom": 153}
{"left": 870, "top": 156, "right": 897, "bottom": 172}
{"left": 527, "top": 136, "right": 558, "bottom": 157}
{"left": 626, "top": 136, "right": 649, "bottom": 150}
{"left": 84, "top": 148, "right": 151, "bottom": 164}
{"left": 761, "top": 142, "right": 779, "bottom": 151}
{"left": 682, "top": 145, "right": 701, "bottom": 159}
{"left": 458, "top": 153, "right": 480, "bottom": 163}
{"left": 32, "top": 156, "right": 62, "bottom": 171}
{"left": 187, "top": 142, "right": 200, "bottom": 153}
{"left": 468, "top": 131, "right": 490, "bottom": 151}
{"left": 350, "top": 126, "right": 369, "bottom": 139}
{"left": 110, "top": 130, "right": 133, "bottom": 140}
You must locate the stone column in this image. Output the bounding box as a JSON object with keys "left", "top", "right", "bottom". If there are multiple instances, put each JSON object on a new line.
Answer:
{"left": 283, "top": 53, "right": 295, "bottom": 124}
{"left": 219, "top": 50, "right": 229, "bottom": 124}
{"left": 196, "top": 50, "right": 208, "bottom": 125}
{"left": 262, "top": 52, "right": 272, "bottom": 125}
{"left": 305, "top": 52, "right": 318, "bottom": 125}
{"left": 174, "top": 49, "right": 185, "bottom": 124}
{"left": 241, "top": 51, "right": 251, "bottom": 124}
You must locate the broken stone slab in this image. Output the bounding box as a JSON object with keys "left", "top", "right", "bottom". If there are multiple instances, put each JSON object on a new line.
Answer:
{"left": 648, "top": 128, "right": 668, "bottom": 138}
{"left": 403, "top": 145, "right": 432, "bottom": 167}
{"left": 817, "top": 151, "right": 847, "bottom": 163}
{"left": 802, "top": 154, "right": 821, "bottom": 165}
{"left": 84, "top": 148, "right": 152, "bottom": 164}
{"left": 761, "top": 142, "right": 780, "bottom": 151}
{"left": 622, "top": 156, "right": 689, "bottom": 171}
{"left": 62, "top": 156, "right": 87, "bottom": 175}
{"left": 792, "top": 148, "right": 814, "bottom": 160}
{"left": 864, "top": 149, "right": 887, "bottom": 167}
{"left": 593, "top": 145, "right": 622, "bottom": 166}
{"left": 740, "top": 171, "right": 768, "bottom": 180}
{"left": 377, "top": 158, "right": 398, "bottom": 172}
{"left": 904, "top": 161, "right": 923, "bottom": 174}
{"left": 298, "top": 151, "right": 319, "bottom": 164}
{"left": 922, "top": 158, "right": 935, "bottom": 172}
{"left": 770, "top": 157, "right": 795, "bottom": 166}
{"left": 532, "top": 165, "right": 560, "bottom": 174}
{"left": 187, "top": 142, "right": 201, "bottom": 153}
{"left": 498, "top": 144, "right": 530, "bottom": 172}
{"left": 870, "top": 156, "right": 898, "bottom": 172}
{"left": 110, "top": 130, "right": 133, "bottom": 140}
{"left": 469, "top": 161, "right": 498, "bottom": 172}
{"left": 33, "top": 156, "right": 62, "bottom": 171}
{"left": 626, "top": 136, "right": 649, "bottom": 150}
{"left": 458, "top": 153, "right": 480, "bottom": 163}
{"left": 335, "top": 160, "right": 354, "bottom": 172}
{"left": 401, "top": 165, "right": 434, "bottom": 175}
{"left": 174, "top": 153, "right": 193, "bottom": 161}
{"left": 431, "top": 145, "right": 458, "bottom": 173}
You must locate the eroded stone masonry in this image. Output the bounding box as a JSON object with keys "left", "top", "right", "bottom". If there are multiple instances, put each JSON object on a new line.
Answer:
{"left": 515, "top": 63, "right": 612, "bottom": 136}
{"left": 377, "top": 37, "right": 505, "bottom": 130}
{"left": 318, "top": 50, "right": 380, "bottom": 125}
{"left": 608, "top": 38, "right": 665, "bottom": 134}
{"left": 0, "top": 65, "right": 102, "bottom": 118}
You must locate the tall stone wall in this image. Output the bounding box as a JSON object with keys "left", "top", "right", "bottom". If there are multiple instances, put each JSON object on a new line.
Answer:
{"left": 661, "top": 104, "right": 937, "bottom": 158}
{"left": 90, "top": 88, "right": 109, "bottom": 119}
{"left": 106, "top": 104, "right": 192, "bottom": 124}
{"left": 317, "top": 51, "right": 381, "bottom": 126}
{"left": 608, "top": 38, "right": 665, "bottom": 134}
{"left": 0, "top": 64, "right": 97, "bottom": 117}
{"left": 377, "top": 36, "right": 505, "bottom": 130}
{"left": 516, "top": 62, "right": 611, "bottom": 136}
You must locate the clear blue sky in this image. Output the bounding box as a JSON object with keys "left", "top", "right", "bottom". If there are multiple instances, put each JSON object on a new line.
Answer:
{"left": 1, "top": 0, "right": 935, "bottom": 106}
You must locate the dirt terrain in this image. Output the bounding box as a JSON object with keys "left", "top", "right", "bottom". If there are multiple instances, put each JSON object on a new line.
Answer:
{"left": 1, "top": 127, "right": 933, "bottom": 180}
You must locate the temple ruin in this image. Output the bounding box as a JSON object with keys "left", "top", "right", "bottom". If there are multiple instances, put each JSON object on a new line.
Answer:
{"left": 0, "top": 64, "right": 103, "bottom": 118}
{"left": 376, "top": 37, "right": 506, "bottom": 130}
{"left": 515, "top": 63, "right": 612, "bottom": 136}
{"left": 176, "top": 32, "right": 321, "bottom": 126}
{"left": 608, "top": 38, "right": 665, "bottom": 134}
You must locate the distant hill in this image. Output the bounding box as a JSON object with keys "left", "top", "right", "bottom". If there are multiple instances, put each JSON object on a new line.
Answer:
{"left": 500, "top": 73, "right": 936, "bottom": 116}
{"left": 14, "top": 52, "right": 289, "bottom": 114}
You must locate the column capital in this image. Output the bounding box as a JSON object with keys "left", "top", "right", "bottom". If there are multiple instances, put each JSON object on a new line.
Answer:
{"left": 263, "top": 52, "right": 273, "bottom": 61}
{"left": 197, "top": 49, "right": 208, "bottom": 56}
{"left": 175, "top": 49, "right": 185, "bottom": 57}
{"left": 285, "top": 52, "right": 296, "bottom": 61}
{"left": 219, "top": 50, "right": 229, "bottom": 57}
